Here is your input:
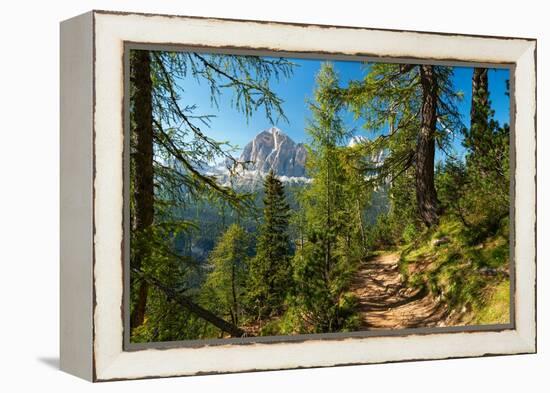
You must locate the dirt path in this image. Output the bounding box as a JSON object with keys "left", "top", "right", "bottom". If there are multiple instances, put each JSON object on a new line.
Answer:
{"left": 351, "top": 252, "right": 448, "bottom": 329}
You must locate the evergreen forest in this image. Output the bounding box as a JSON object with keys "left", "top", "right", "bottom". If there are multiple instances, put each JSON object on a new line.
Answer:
{"left": 129, "top": 50, "right": 511, "bottom": 342}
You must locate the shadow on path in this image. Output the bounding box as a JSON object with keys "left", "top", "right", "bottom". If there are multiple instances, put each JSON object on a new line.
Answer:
{"left": 351, "top": 252, "right": 448, "bottom": 330}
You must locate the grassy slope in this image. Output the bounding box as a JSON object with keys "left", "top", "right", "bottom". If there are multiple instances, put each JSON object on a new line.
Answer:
{"left": 398, "top": 216, "right": 510, "bottom": 325}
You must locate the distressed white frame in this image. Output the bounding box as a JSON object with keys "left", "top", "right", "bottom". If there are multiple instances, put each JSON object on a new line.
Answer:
{"left": 60, "top": 10, "right": 536, "bottom": 381}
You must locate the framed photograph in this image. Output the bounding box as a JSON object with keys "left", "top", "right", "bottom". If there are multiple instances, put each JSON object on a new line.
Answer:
{"left": 60, "top": 10, "right": 537, "bottom": 381}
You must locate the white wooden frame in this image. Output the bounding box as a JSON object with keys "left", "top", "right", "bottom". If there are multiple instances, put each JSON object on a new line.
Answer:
{"left": 60, "top": 10, "right": 537, "bottom": 382}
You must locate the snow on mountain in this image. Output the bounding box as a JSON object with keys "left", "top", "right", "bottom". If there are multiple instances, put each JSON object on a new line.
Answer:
{"left": 239, "top": 126, "right": 307, "bottom": 177}
{"left": 203, "top": 129, "right": 389, "bottom": 190}
{"left": 204, "top": 127, "right": 309, "bottom": 189}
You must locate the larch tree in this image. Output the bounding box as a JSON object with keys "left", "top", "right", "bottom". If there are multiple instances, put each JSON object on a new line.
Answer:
{"left": 335, "top": 63, "right": 462, "bottom": 228}
{"left": 129, "top": 49, "right": 295, "bottom": 337}
{"left": 416, "top": 65, "right": 440, "bottom": 227}
{"left": 340, "top": 143, "right": 374, "bottom": 252}
{"left": 202, "top": 224, "right": 252, "bottom": 328}
{"left": 130, "top": 50, "right": 155, "bottom": 328}
{"left": 292, "top": 63, "right": 360, "bottom": 333}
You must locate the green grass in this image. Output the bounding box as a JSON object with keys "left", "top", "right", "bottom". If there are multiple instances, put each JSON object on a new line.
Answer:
{"left": 397, "top": 215, "right": 510, "bottom": 324}
{"left": 473, "top": 280, "right": 510, "bottom": 324}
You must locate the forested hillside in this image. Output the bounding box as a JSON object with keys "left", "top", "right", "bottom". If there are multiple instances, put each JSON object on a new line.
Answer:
{"left": 129, "top": 50, "right": 510, "bottom": 342}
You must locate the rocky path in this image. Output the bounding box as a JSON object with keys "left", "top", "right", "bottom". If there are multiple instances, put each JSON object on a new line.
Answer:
{"left": 351, "top": 252, "right": 448, "bottom": 329}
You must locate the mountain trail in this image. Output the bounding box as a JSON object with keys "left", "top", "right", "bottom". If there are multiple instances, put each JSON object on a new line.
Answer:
{"left": 351, "top": 252, "right": 448, "bottom": 329}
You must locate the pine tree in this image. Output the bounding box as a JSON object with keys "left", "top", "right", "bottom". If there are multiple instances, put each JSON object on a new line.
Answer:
{"left": 465, "top": 68, "right": 491, "bottom": 175}
{"left": 464, "top": 68, "right": 509, "bottom": 186}
{"left": 435, "top": 69, "right": 509, "bottom": 241}
{"left": 247, "top": 170, "right": 292, "bottom": 320}
{"left": 459, "top": 68, "right": 509, "bottom": 233}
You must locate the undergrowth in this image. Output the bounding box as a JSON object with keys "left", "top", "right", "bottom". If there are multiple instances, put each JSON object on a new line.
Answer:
{"left": 398, "top": 215, "right": 510, "bottom": 324}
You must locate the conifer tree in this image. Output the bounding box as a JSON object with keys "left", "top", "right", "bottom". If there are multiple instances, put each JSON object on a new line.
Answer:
{"left": 203, "top": 224, "right": 252, "bottom": 327}
{"left": 129, "top": 49, "right": 295, "bottom": 336}
{"left": 334, "top": 63, "right": 462, "bottom": 228}
{"left": 292, "top": 63, "right": 360, "bottom": 333}
{"left": 458, "top": 68, "right": 509, "bottom": 231}
{"left": 247, "top": 170, "right": 292, "bottom": 320}
{"left": 464, "top": 68, "right": 509, "bottom": 186}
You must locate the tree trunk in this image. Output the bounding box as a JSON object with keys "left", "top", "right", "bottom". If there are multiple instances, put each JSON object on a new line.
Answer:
{"left": 134, "top": 268, "right": 246, "bottom": 337}
{"left": 231, "top": 261, "right": 238, "bottom": 325}
{"left": 130, "top": 50, "right": 154, "bottom": 329}
{"left": 416, "top": 65, "right": 440, "bottom": 227}
{"left": 324, "top": 147, "right": 332, "bottom": 283}
{"left": 356, "top": 199, "right": 367, "bottom": 251}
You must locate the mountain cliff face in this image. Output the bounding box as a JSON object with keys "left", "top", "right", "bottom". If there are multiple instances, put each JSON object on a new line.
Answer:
{"left": 205, "top": 127, "right": 386, "bottom": 190}
{"left": 203, "top": 127, "right": 309, "bottom": 190}
{"left": 239, "top": 126, "right": 307, "bottom": 178}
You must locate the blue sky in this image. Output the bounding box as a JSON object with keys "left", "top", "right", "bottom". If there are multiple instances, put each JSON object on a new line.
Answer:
{"left": 176, "top": 55, "right": 510, "bottom": 162}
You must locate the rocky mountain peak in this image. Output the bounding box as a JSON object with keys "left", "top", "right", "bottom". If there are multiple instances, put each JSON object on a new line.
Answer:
{"left": 240, "top": 127, "right": 307, "bottom": 178}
